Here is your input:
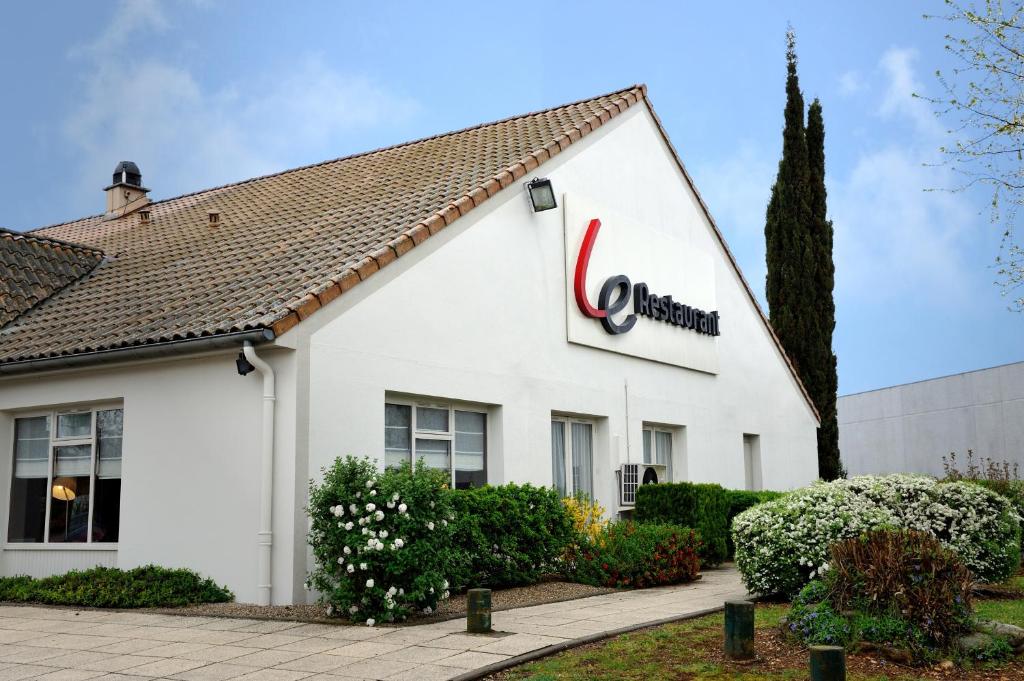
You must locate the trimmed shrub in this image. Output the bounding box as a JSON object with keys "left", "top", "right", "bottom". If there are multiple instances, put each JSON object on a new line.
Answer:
{"left": 828, "top": 529, "right": 974, "bottom": 649}
{"left": 635, "top": 482, "right": 730, "bottom": 565}
{"left": 733, "top": 475, "right": 1021, "bottom": 596}
{"left": 568, "top": 522, "right": 702, "bottom": 589}
{"left": 448, "top": 483, "right": 574, "bottom": 590}
{"left": 0, "top": 566, "right": 232, "bottom": 607}
{"left": 308, "top": 457, "right": 457, "bottom": 625}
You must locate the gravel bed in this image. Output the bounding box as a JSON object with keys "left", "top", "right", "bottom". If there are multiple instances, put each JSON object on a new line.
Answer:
{"left": 149, "top": 579, "right": 616, "bottom": 627}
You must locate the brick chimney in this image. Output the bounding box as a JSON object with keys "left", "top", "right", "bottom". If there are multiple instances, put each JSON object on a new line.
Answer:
{"left": 104, "top": 161, "right": 150, "bottom": 218}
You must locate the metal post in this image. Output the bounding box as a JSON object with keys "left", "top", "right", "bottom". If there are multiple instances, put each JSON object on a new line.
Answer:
{"left": 809, "top": 645, "right": 846, "bottom": 681}
{"left": 724, "top": 600, "right": 755, "bottom": 660}
{"left": 467, "top": 588, "right": 492, "bottom": 633}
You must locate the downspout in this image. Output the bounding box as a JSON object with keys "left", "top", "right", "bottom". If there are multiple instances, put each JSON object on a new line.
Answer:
{"left": 243, "top": 341, "right": 275, "bottom": 606}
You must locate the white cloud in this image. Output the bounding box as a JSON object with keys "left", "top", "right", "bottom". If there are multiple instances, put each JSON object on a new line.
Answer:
{"left": 697, "top": 46, "right": 977, "bottom": 311}
{"left": 62, "top": 1, "right": 418, "bottom": 211}
{"left": 838, "top": 70, "right": 865, "bottom": 97}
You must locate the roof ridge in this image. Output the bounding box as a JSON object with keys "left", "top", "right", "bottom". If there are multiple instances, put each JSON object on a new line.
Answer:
{"left": 0, "top": 226, "right": 104, "bottom": 257}
{"left": 31, "top": 83, "right": 645, "bottom": 234}
{"left": 266, "top": 84, "right": 647, "bottom": 336}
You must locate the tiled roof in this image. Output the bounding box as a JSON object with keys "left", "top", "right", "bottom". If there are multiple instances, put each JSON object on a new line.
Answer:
{"left": 0, "top": 228, "right": 103, "bottom": 328}
{"left": 0, "top": 84, "right": 819, "bottom": 421}
{"left": 1, "top": 85, "right": 647, "bottom": 364}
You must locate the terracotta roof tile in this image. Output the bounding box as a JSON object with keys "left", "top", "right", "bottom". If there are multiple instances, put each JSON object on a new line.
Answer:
{"left": 1, "top": 86, "right": 643, "bottom": 363}
{"left": 0, "top": 228, "right": 103, "bottom": 329}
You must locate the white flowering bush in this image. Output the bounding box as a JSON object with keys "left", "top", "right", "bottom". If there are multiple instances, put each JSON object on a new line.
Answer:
{"left": 733, "top": 475, "right": 1021, "bottom": 597}
{"left": 307, "top": 457, "right": 456, "bottom": 625}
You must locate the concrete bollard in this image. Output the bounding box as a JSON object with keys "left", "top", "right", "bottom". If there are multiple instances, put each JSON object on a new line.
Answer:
{"left": 809, "top": 645, "right": 846, "bottom": 681}
{"left": 466, "top": 588, "right": 492, "bottom": 633}
{"left": 723, "top": 600, "right": 755, "bottom": 660}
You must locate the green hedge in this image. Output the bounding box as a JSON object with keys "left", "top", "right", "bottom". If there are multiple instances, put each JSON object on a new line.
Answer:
{"left": 634, "top": 482, "right": 731, "bottom": 565}
{"left": 569, "top": 522, "right": 702, "bottom": 588}
{"left": 448, "top": 483, "right": 574, "bottom": 590}
{"left": 634, "top": 483, "right": 783, "bottom": 564}
{"left": 0, "top": 566, "right": 233, "bottom": 608}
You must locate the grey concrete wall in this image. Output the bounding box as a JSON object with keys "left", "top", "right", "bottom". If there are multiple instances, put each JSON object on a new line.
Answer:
{"left": 838, "top": 361, "right": 1024, "bottom": 478}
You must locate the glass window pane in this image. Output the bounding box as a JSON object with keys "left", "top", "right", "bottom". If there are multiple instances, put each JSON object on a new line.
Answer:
{"left": 56, "top": 412, "right": 91, "bottom": 439}
{"left": 54, "top": 445, "right": 91, "bottom": 477}
{"left": 551, "top": 421, "right": 566, "bottom": 496}
{"left": 97, "top": 409, "right": 123, "bottom": 478}
{"left": 416, "top": 407, "right": 449, "bottom": 432}
{"left": 414, "top": 438, "right": 450, "bottom": 471}
{"left": 454, "top": 411, "right": 485, "bottom": 472}
{"left": 571, "top": 422, "right": 593, "bottom": 499}
{"left": 656, "top": 431, "right": 673, "bottom": 481}
{"left": 8, "top": 478, "right": 46, "bottom": 542}
{"left": 384, "top": 404, "right": 411, "bottom": 469}
{"left": 93, "top": 478, "right": 121, "bottom": 542}
{"left": 49, "top": 474, "right": 90, "bottom": 543}
{"left": 13, "top": 416, "right": 49, "bottom": 479}
{"left": 642, "top": 429, "right": 652, "bottom": 464}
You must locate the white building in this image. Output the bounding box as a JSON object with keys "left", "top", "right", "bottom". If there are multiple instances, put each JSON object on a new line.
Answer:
{"left": 838, "top": 361, "right": 1024, "bottom": 477}
{"left": 0, "top": 85, "right": 819, "bottom": 605}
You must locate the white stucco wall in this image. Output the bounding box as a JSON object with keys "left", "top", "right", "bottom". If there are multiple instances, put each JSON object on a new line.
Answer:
{"left": 839, "top": 361, "right": 1024, "bottom": 477}
{"left": 301, "top": 104, "right": 819, "bottom": 534}
{"left": 0, "top": 348, "right": 300, "bottom": 605}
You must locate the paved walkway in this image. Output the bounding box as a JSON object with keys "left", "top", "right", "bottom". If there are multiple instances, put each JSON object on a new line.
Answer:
{"left": 0, "top": 567, "right": 747, "bottom": 681}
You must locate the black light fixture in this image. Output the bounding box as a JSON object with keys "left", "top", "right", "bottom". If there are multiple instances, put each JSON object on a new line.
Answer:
{"left": 526, "top": 177, "right": 557, "bottom": 212}
{"left": 236, "top": 351, "right": 255, "bottom": 376}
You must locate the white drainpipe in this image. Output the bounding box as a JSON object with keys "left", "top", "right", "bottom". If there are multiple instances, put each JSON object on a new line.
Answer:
{"left": 243, "top": 341, "right": 275, "bottom": 606}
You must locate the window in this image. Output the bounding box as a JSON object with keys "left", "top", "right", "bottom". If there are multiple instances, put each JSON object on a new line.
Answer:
{"left": 551, "top": 417, "right": 593, "bottom": 498}
{"left": 8, "top": 406, "right": 123, "bottom": 544}
{"left": 642, "top": 426, "right": 674, "bottom": 482}
{"left": 384, "top": 401, "right": 486, "bottom": 489}
{"left": 743, "top": 433, "right": 762, "bottom": 491}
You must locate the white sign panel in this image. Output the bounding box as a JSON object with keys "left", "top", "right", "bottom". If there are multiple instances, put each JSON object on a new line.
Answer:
{"left": 563, "top": 193, "right": 719, "bottom": 373}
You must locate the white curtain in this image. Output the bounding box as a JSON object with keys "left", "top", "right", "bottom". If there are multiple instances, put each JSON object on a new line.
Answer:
{"left": 415, "top": 439, "right": 450, "bottom": 470}
{"left": 453, "top": 411, "right": 485, "bottom": 472}
{"left": 97, "top": 409, "right": 123, "bottom": 479}
{"left": 571, "top": 422, "right": 593, "bottom": 499}
{"left": 656, "top": 430, "right": 673, "bottom": 481}
{"left": 551, "top": 421, "right": 566, "bottom": 496}
{"left": 384, "top": 404, "right": 412, "bottom": 468}
{"left": 54, "top": 445, "right": 91, "bottom": 477}
{"left": 642, "top": 429, "right": 652, "bottom": 464}
{"left": 13, "top": 416, "right": 49, "bottom": 479}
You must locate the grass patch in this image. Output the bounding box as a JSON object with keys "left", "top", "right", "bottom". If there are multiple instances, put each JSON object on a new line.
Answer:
{"left": 493, "top": 602, "right": 1024, "bottom": 680}
{"left": 0, "top": 566, "right": 233, "bottom": 608}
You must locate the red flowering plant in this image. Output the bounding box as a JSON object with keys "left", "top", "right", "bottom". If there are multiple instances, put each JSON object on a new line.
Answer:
{"left": 567, "top": 522, "right": 702, "bottom": 588}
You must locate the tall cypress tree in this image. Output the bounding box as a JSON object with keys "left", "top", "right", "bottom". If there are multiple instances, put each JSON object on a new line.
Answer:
{"left": 765, "top": 30, "right": 843, "bottom": 480}
{"left": 806, "top": 99, "right": 843, "bottom": 480}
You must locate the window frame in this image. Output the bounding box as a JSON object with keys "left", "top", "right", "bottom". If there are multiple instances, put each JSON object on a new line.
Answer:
{"left": 551, "top": 415, "right": 595, "bottom": 497}
{"left": 384, "top": 397, "right": 488, "bottom": 488}
{"left": 641, "top": 424, "right": 674, "bottom": 482}
{"left": 7, "top": 402, "right": 123, "bottom": 547}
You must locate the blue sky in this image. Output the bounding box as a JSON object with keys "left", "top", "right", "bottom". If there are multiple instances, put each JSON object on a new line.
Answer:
{"left": 1, "top": 1, "right": 1020, "bottom": 394}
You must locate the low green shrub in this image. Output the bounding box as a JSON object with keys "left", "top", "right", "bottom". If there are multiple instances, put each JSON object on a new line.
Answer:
{"left": 733, "top": 475, "right": 1021, "bottom": 596}
{"left": 0, "top": 566, "right": 232, "bottom": 607}
{"left": 568, "top": 522, "right": 701, "bottom": 589}
{"left": 448, "top": 483, "right": 574, "bottom": 590}
{"left": 635, "top": 482, "right": 729, "bottom": 565}
{"left": 307, "top": 457, "right": 457, "bottom": 625}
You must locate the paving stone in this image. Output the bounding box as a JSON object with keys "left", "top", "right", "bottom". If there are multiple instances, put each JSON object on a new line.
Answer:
{"left": 0, "top": 665, "right": 60, "bottom": 681}
{"left": 135, "top": 642, "right": 213, "bottom": 658}
{"left": 177, "top": 646, "right": 256, "bottom": 663}
{"left": 471, "top": 633, "right": 564, "bottom": 656}
{"left": 232, "top": 669, "right": 313, "bottom": 681}
{"left": 234, "top": 635, "right": 308, "bottom": 650}
{"left": 327, "top": 659, "right": 414, "bottom": 681}
{"left": 32, "top": 669, "right": 107, "bottom": 681}
{"left": 434, "top": 650, "right": 509, "bottom": 669}
{"left": 170, "top": 663, "right": 261, "bottom": 681}
{"left": 322, "top": 642, "right": 404, "bottom": 660}
{"left": 229, "top": 650, "right": 309, "bottom": 668}
{"left": 381, "top": 665, "right": 458, "bottom": 681}
{"left": 272, "top": 655, "right": 352, "bottom": 674}
{"left": 376, "top": 646, "right": 458, "bottom": 664}
{"left": 273, "top": 639, "right": 338, "bottom": 655}
{"left": 122, "top": 658, "right": 206, "bottom": 678}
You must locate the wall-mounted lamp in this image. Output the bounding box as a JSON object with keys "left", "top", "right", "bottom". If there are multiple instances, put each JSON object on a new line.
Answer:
{"left": 236, "top": 351, "right": 256, "bottom": 376}
{"left": 526, "top": 177, "right": 557, "bottom": 212}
